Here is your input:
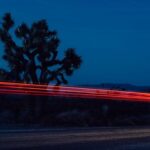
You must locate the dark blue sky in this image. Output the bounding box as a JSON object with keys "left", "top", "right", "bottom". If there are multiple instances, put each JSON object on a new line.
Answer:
{"left": 0, "top": 0, "right": 150, "bottom": 85}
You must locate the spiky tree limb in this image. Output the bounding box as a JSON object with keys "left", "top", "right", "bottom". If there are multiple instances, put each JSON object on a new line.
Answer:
{"left": 0, "top": 13, "right": 82, "bottom": 86}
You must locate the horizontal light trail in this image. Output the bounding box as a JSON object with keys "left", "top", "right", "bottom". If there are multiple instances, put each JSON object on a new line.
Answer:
{"left": 0, "top": 82, "right": 150, "bottom": 103}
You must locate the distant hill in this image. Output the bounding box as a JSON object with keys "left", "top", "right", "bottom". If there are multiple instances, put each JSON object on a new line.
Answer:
{"left": 80, "top": 83, "right": 150, "bottom": 92}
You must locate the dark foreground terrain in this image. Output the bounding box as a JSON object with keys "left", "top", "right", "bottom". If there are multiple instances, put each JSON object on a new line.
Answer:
{"left": 1, "top": 127, "right": 150, "bottom": 150}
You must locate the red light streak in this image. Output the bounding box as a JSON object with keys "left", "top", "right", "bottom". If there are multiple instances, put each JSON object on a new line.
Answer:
{"left": 0, "top": 81, "right": 150, "bottom": 102}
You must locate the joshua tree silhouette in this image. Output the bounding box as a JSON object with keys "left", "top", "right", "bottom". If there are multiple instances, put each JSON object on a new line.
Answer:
{"left": 0, "top": 13, "right": 82, "bottom": 123}
{"left": 0, "top": 13, "right": 82, "bottom": 85}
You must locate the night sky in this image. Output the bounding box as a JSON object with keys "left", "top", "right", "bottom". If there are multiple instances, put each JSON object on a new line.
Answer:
{"left": 0, "top": 0, "right": 150, "bottom": 86}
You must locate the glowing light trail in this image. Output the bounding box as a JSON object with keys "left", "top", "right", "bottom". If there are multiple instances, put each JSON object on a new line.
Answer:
{"left": 0, "top": 81, "right": 150, "bottom": 102}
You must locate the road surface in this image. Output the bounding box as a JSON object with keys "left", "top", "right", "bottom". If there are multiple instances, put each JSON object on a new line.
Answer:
{"left": 1, "top": 127, "right": 150, "bottom": 150}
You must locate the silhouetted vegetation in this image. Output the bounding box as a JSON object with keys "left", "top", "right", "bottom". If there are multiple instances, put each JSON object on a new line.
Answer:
{"left": 0, "top": 13, "right": 150, "bottom": 127}
{"left": 0, "top": 13, "right": 82, "bottom": 84}
{"left": 0, "top": 13, "right": 82, "bottom": 124}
